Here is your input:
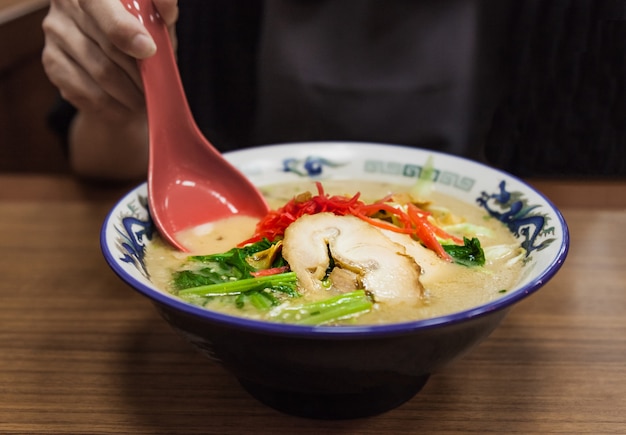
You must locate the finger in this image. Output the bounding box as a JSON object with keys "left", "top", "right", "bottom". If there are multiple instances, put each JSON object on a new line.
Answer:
{"left": 42, "top": 39, "right": 134, "bottom": 120}
{"left": 44, "top": 0, "right": 144, "bottom": 95}
{"left": 43, "top": 11, "right": 144, "bottom": 113}
{"left": 70, "top": 29, "right": 145, "bottom": 111}
{"left": 77, "top": 10, "right": 145, "bottom": 92}
{"left": 78, "top": 0, "right": 156, "bottom": 59}
{"left": 152, "top": 0, "right": 179, "bottom": 27}
{"left": 152, "top": 0, "right": 179, "bottom": 48}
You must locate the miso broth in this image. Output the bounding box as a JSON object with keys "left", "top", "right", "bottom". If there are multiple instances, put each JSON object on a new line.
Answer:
{"left": 146, "top": 180, "right": 524, "bottom": 325}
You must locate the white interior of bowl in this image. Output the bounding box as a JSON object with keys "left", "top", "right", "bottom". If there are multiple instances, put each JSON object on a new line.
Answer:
{"left": 101, "top": 142, "right": 569, "bottom": 329}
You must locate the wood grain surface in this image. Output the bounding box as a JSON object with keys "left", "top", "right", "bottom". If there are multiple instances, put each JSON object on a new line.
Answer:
{"left": 1, "top": 174, "right": 625, "bottom": 434}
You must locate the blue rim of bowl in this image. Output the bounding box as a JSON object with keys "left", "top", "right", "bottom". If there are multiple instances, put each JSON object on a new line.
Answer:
{"left": 100, "top": 145, "right": 570, "bottom": 339}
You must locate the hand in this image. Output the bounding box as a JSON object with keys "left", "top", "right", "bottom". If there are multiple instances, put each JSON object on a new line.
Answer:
{"left": 42, "top": 0, "right": 179, "bottom": 121}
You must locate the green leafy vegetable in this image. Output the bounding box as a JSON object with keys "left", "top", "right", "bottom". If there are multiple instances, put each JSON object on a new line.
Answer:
{"left": 173, "top": 268, "right": 243, "bottom": 289}
{"left": 177, "top": 272, "right": 297, "bottom": 297}
{"left": 442, "top": 237, "right": 485, "bottom": 267}
{"left": 172, "top": 239, "right": 296, "bottom": 310}
{"left": 246, "top": 291, "right": 279, "bottom": 310}
{"left": 269, "top": 290, "right": 373, "bottom": 325}
{"left": 172, "top": 239, "right": 285, "bottom": 289}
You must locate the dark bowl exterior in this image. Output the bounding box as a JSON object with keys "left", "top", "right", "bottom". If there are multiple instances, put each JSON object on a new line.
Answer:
{"left": 153, "top": 300, "right": 509, "bottom": 419}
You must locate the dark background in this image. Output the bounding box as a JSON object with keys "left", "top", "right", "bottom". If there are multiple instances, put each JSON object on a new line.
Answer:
{"left": 2, "top": 0, "right": 625, "bottom": 178}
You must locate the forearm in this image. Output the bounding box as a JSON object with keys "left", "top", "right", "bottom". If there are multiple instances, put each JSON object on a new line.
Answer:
{"left": 68, "top": 111, "right": 149, "bottom": 181}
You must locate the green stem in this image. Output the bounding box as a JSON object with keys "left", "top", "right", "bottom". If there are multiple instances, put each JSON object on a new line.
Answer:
{"left": 178, "top": 272, "right": 297, "bottom": 296}
{"left": 247, "top": 291, "right": 278, "bottom": 310}
{"left": 271, "top": 290, "right": 373, "bottom": 325}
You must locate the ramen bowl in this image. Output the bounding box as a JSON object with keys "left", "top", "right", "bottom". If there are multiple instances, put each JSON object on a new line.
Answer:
{"left": 101, "top": 142, "right": 569, "bottom": 419}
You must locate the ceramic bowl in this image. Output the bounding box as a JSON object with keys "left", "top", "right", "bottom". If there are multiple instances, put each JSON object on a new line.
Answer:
{"left": 101, "top": 142, "right": 569, "bottom": 419}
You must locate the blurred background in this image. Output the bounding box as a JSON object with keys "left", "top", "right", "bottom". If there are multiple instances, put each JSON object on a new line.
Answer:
{"left": 0, "top": 0, "right": 67, "bottom": 173}
{"left": 1, "top": 0, "right": 625, "bottom": 178}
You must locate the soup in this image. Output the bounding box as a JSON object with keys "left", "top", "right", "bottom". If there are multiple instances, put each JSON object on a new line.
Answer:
{"left": 146, "top": 180, "right": 524, "bottom": 325}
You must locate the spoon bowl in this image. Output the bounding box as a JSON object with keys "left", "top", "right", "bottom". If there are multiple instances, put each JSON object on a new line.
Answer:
{"left": 121, "top": 0, "right": 269, "bottom": 251}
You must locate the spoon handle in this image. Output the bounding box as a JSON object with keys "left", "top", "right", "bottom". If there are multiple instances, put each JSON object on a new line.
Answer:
{"left": 121, "top": 0, "right": 197, "bottom": 135}
{"left": 119, "top": 0, "right": 269, "bottom": 252}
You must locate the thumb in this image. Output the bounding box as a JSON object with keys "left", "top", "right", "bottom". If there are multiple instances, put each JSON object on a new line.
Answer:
{"left": 152, "top": 0, "right": 179, "bottom": 28}
{"left": 79, "top": 0, "right": 157, "bottom": 59}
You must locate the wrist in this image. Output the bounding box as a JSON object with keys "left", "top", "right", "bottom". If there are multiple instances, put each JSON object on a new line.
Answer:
{"left": 69, "top": 111, "right": 149, "bottom": 181}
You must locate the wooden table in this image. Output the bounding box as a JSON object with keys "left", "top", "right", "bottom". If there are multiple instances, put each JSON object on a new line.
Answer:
{"left": 1, "top": 174, "right": 625, "bottom": 434}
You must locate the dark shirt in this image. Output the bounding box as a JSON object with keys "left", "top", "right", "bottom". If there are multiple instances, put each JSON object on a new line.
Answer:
{"left": 485, "top": 0, "right": 626, "bottom": 177}
{"left": 177, "top": 0, "right": 498, "bottom": 158}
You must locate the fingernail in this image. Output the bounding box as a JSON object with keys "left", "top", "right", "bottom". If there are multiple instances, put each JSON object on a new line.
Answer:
{"left": 131, "top": 33, "right": 156, "bottom": 58}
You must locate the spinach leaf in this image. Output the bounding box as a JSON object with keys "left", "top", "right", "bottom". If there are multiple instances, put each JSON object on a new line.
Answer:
{"left": 171, "top": 240, "right": 298, "bottom": 310}
{"left": 172, "top": 239, "right": 282, "bottom": 290}
{"left": 443, "top": 237, "right": 485, "bottom": 267}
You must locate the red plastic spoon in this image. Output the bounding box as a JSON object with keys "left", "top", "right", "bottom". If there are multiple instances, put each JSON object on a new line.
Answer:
{"left": 121, "top": 0, "right": 269, "bottom": 251}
